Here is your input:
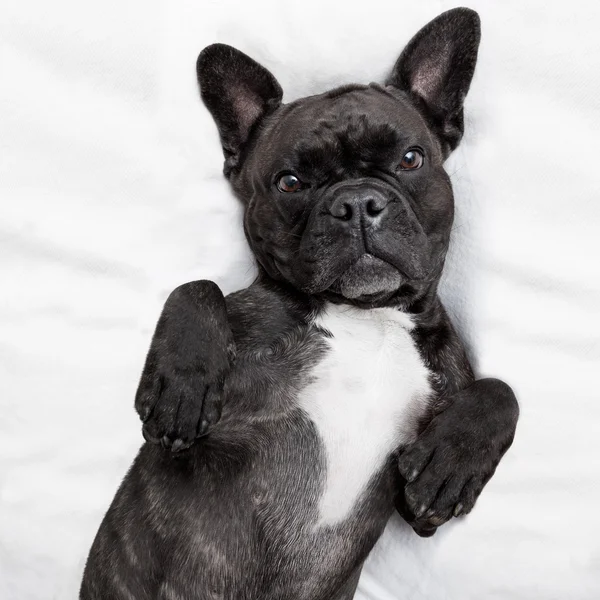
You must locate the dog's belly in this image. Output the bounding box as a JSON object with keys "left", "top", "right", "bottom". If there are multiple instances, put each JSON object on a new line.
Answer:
{"left": 299, "top": 303, "right": 432, "bottom": 526}
{"left": 89, "top": 304, "right": 434, "bottom": 600}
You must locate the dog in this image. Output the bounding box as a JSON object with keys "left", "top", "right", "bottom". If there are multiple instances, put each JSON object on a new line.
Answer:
{"left": 81, "top": 8, "right": 519, "bottom": 599}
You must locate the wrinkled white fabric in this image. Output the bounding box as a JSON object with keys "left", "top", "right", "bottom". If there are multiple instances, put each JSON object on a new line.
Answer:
{"left": 1, "top": 1, "right": 599, "bottom": 599}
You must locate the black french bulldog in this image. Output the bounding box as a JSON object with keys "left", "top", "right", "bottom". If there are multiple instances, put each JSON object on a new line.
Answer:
{"left": 81, "top": 8, "right": 519, "bottom": 600}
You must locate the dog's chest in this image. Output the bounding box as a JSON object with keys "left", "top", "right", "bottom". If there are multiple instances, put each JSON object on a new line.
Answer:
{"left": 298, "top": 303, "right": 432, "bottom": 526}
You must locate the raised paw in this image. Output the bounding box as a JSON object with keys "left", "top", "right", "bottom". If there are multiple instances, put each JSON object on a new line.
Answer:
{"left": 137, "top": 366, "right": 227, "bottom": 452}
{"left": 395, "top": 380, "right": 517, "bottom": 536}
{"left": 134, "top": 280, "right": 235, "bottom": 453}
{"left": 395, "top": 443, "right": 486, "bottom": 537}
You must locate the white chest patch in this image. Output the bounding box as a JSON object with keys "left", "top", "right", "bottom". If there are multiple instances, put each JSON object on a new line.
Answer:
{"left": 299, "top": 303, "right": 432, "bottom": 526}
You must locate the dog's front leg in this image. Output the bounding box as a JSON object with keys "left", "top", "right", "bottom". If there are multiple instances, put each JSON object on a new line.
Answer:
{"left": 395, "top": 299, "right": 519, "bottom": 537}
{"left": 396, "top": 378, "right": 519, "bottom": 537}
{"left": 134, "top": 280, "right": 235, "bottom": 452}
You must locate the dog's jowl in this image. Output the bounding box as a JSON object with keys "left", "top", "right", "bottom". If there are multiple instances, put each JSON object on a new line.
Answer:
{"left": 81, "top": 8, "right": 519, "bottom": 600}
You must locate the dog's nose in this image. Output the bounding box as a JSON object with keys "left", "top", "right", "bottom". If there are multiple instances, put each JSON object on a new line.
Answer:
{"left": 329, "top": 192, "right": 390, "bottom": 226}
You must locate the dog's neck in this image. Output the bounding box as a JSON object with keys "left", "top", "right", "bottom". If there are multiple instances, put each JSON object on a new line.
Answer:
{"left": 254, "top": 266, "right": 444, "bottom": 328}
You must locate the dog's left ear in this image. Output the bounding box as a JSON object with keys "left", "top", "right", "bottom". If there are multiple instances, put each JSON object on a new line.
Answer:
{"left": 197, "top": 44, "right": 283, "bottom": 176}
{"left": 387, "top": 8, "right": 481, "bottom": 155}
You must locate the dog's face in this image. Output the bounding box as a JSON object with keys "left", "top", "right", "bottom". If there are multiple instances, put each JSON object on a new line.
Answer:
{"left": 198, "top": 8, "right": 481, "bottom": 309}
{"left": 238, "top": 88, "right": 452, "bottom": 306}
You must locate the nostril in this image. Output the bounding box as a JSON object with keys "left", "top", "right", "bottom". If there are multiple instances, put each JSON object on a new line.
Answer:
{"left": 366, "top": 199, "right": 385, "bottom": 217}
{"left": 331, "top": 202, "right": 353, "bottom": 221}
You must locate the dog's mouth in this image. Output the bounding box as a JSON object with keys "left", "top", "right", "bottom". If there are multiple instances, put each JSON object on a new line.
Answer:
{"left": 331, "top": 254, "right": 404, "bottom": 300}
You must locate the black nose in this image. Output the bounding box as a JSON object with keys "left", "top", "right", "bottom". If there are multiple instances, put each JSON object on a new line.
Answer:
{"left": 329, "top": 191, "right": 390, "bottom": 226}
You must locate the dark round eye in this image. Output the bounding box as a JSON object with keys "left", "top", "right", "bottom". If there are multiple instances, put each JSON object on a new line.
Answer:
{"left": 399, "top": 149, "right": 424, "bottom": 170}
{"left": 277, "top": 173, "right": 303, "bottom": 193}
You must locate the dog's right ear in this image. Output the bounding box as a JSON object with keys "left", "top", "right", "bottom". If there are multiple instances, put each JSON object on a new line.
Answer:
{"left": 197, "top": 44, "right": 283, "bottom": 176}
{"left": 387, "top": 8, "right": 481, "bottom": 156}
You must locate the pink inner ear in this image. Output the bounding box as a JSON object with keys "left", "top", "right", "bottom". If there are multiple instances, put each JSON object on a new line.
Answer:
{"left": 410, "top": 43, "right": 451, "bottom": 103}
{"left": 230, "top": 84, "right": 263, "bottom": 139}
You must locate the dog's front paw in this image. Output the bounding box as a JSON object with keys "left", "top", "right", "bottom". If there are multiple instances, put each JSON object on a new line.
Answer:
{"left": 136, "top": 361, "right": 229, "bottom": 453}
{"left": 396, "top": 380, "right": 518, "bottom": 536}
{"left": 134, "top": 281, "right": 235, "bottom": 453}
{"left": 395, "top": 433, "right": 489, "bottom": 537}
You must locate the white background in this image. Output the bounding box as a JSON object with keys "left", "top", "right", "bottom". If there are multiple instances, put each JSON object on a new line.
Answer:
{"left": 1, "top": 0, "right": 599, "bottom": 598}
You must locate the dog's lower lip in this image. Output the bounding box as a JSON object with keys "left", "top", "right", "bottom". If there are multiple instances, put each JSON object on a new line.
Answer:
{"left": 353, "top": 289, "right": 395, "bottom": 302}
{"left": 334, "top": 254, "right": 404, "bottom": 299}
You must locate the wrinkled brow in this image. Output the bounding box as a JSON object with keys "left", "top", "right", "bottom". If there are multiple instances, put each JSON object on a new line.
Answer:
{"left": 293, "top": 116, "right": 405, "bottom": 174}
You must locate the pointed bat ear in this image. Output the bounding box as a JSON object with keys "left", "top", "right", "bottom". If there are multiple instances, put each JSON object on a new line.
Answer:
{"left": 197, "top": 44, "right": 283, "bottom": 176}
{"left": 387, "top": 8, "right": 481, "bottom": 156}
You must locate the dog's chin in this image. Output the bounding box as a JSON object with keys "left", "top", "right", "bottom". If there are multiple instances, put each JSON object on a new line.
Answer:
{"left": 333, "top": 254, "right": 403, "bottom": 301}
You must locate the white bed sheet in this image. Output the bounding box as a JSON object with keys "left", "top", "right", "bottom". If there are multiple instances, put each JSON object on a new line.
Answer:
{"left": 1, "top": 0, "right": 599, "bottom": 598}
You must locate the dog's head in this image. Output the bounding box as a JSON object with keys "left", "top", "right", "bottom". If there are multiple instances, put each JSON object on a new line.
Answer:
{"left": 197, "top": 8, "right": 480, "bottom": 309}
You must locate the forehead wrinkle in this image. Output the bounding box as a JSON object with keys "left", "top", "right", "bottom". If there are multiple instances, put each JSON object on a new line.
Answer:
{"left": 339, "top": 113, "right": 402, "bottom": 152}
{"left": 263, "top": 88, "right": 434, "bottom": 172}
{"left": 293, "top": 110, "right": 406, "bottom": 172}
{"left": 294, "top": 120, "right": 342, "bottom": 171}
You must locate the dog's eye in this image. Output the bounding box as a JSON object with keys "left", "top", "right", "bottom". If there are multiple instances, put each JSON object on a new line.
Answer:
{"left": 399, "top": 149, "right": 424, "bottom": 170}
{"left": 277, "top": 173, "right": 303, "bottom": 193}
